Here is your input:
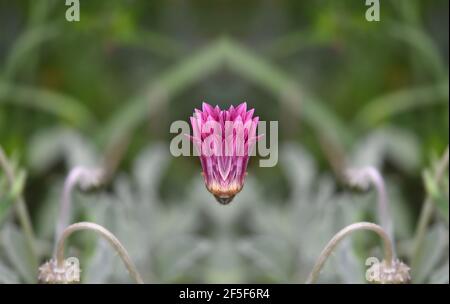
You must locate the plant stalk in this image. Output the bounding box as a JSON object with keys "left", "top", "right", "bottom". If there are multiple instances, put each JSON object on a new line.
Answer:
{"left": 0, "top": 147, "right": 38, "bottom": 272}
{"left": 56, "top": 221, "right": 144, "bottom": 284}
{"left": 364, "top": 166, "right": 395, "bottom": 254}
{"left": 412, "top": 146, "right": 449, "bottom": 274}
{"left": 306, "top": 222, "right": 394, "bottom": 284}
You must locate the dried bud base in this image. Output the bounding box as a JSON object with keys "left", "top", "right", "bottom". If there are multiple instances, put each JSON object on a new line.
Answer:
{"left": 38, "top": 258, "right": 81, "bottom": 284}
{"left": 206, "top": 181, "right": 242, "bottom": 205}
{"left": 367, "top": 259, "right": 411, "bottom": 284}
{"left": 214, "top": 194, "right": 235, "bottom": 205}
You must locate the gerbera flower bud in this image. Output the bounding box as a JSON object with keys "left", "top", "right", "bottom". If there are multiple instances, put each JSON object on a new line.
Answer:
{"left": 366, "top": 258, "right": 411, "bottom": 284}
{"left": 38, "top": 257, "right": 81, "bottom": 284}
{"left": 189, "top": 102, "right": 260, "bottom": 204}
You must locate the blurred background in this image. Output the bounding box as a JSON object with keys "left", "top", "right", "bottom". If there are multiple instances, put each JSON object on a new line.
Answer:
{"left": 0, "top": 0, "right": 448, "bottom": 283}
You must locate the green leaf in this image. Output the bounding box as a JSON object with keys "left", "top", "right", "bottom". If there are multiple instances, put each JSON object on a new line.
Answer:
{"left": 423, "top": 166, "right": 449, "bottom": 223}
{"left": 1, "top": 25, "right": 59, "bottom": 81}
{"left": 390, "top": 24, "right": 447, "bottom": 81}
{"left": 355, "top": 82, "right": 449, "bottom": 128}
{"left": 237, "top": 236, "right": 294, "bottom": 282}
{"left": 0, "top": 170, "right": 26, "bottom": 224}
{"left": 412, "top": 224, "right": 448, "bottom": 283}
{"left": 155, "top": 236, "right": 211, "bottom": 282}
{"left": 223, "top": 38, "right": 351, "bottom": 145}
{"left": 100, "top": 38, "right": 351, "bottom": 148}
{"left": 0, "top": 82, "right": 95, "bottom": 128}
{"left": 0, "top": 260, "right": 20, "bottom": 284}
{"left": 0, "top": 225, "right": 37, "bottom": 283}
{"left": 423, "top": 169, "right": 440, "bottom": 199}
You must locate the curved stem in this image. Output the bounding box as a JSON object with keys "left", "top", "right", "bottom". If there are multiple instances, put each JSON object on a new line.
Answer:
{"left": 54, "top": 139, "right": 128, "bottom": 246}
{"left": 412, "top": 146, "right": 449, "bottom": 273}
{"left": 55, "top": 167, "right": 86, "bottom": 243}
{"left": 364, "top": 166, "right": 395, "bottom": 255}
{"left": 0, "top": 147, "right": 38, "bottom": 273}
{"left": 306, "top": 222, "right": 394, "bottom": 284}
{"left": 346, "top": 166, "right": 395, "bottom": 255}
{"left": 54, "top": 166, "right": 103, "bottom": 252}
{"left": 56, "top": 222, "right": 144, "bottom": 284}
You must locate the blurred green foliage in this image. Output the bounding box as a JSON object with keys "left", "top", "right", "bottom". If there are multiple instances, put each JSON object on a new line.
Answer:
{"left": 0, "top": 0, "right": 448, "bottom": 283}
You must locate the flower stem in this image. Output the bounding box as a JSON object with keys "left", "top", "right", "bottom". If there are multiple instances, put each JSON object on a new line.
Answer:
{"left": 56, "top": 221, "right": 144, "bottom": 284}
{"left": 55, "top": 167, "right": 83, "bottom": 243}
{"left": 54, "top": 166, "right": 104, "bottom": 253}
{"left": 54, "top": 142, "right": 129, "bottom": 254}
{"left": 346, "top": 166, "right": 395, "bottom": 255}
{"left": 305, "top": 222, "right": 394, "bottom": 284}
{"left": 412, "top": 146, "right": 449, "bottom": 275}
{"left": 363, "top": 166, "right": 395, "bottom": 255}
{"left": 0, "top": 147, "right": 38, "bottom": 273}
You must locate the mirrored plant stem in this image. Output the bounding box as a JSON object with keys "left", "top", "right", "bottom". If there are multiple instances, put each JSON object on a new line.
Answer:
{"left": 306, "top": 222, "right": 394, "bottom": 284}
{"left": 0, "top": 146, "right": 38, "bottom": 272}
{"left": 55, "top": 166, "right": 104, "bottom": 251}
{"left": 346, "top": 166, "right": 395, "bottom": 255}
{"left": 54, "top": 139, "right": 128, "bottom": 251}
{"left": 412, "top": 145, "right": 449, "bottom": 273}
{"left": 54, "top": 222, "right": 144, "bottom": 284}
